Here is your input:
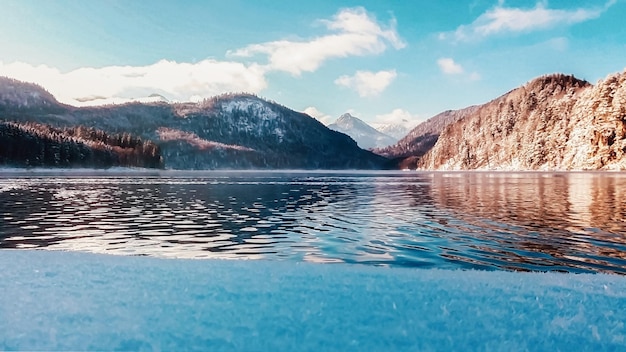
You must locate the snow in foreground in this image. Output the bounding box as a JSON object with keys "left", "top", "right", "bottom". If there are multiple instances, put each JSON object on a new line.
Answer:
{"left": 1, "top": 250, "right": 625, "bottom": 351}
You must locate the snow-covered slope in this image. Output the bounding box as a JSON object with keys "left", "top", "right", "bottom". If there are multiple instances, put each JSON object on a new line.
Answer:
{"left": 373, "top": 122, "right": 412, "bottom": 140}
{"left": 327, "top": 113, "right": 396, "bottom": 149}
{"left": 419, "top": 72, "right": 626, "bottom": 170}
{"left": 0, "top": 76, "right": 62, "bottom": 111}
{"left": 0, "top": 80, "right": 387, "bottom": 169}
{"left": 2, "top": 250, "right": 625, "bottom": 351}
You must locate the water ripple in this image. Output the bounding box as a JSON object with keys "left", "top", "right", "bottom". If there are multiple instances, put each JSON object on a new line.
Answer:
{"left": 1, "top": 171, "right": 626, "bottom": 273}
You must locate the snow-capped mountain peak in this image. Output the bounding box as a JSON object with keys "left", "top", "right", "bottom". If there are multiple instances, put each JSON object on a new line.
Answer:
{"left": 327, "top": 113, "right": 396, "bottom": 149}
{"left": 334, "top": 113, "right": 371, "bottom": 130}
{"left": 373, "top": 122, "right": 412, "bottom": 140}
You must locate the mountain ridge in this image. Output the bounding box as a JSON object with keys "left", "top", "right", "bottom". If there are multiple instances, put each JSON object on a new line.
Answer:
{"left": 327, "top": 113, "right": 396, "bottom": 149}
{"left": 0, "top": 77, "right": 68, "bottom": 114}
{"left": 373, "top": 122, "right": 413, "bottom": 141}
{"left": 415, "top": 72, "right": 626, "bottom": 170}
{"left": 374, "top": 106, "right": 479, "bottom": 163}
{"left": 2, "top": 69, "right": 626, "bottom": 171}
{"left": 0, "top": 79, "right": 387, "bottom": 170}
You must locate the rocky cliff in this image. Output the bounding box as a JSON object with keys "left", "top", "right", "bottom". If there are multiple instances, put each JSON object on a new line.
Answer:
{"left": 414, "top": 71, "right": 626, "bottom": 170}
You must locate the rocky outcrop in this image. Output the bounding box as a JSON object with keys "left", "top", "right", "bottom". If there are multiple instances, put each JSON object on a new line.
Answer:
{"left": 416, "top": 71, "right": 626, "bottom": 170}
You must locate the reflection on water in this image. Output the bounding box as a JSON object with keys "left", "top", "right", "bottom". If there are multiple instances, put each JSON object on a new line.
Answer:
{"left": 1, "top": 171, "right": 625, "bottom": 274}
{"left": 427, "top": 173, "right": 626, "bottom": 273}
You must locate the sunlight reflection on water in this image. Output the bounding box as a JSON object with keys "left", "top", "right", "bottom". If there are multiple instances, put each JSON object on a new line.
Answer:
{"left": 1, "top": 170, "right": 625, "bottom": 273}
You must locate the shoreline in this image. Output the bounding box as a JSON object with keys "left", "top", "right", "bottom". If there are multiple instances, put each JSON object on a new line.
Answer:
{"left": 2, "top": 166, "right": 626, "bottom": 175}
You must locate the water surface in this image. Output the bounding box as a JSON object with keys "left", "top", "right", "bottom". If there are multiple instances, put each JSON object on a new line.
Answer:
{"left": 1, "top": 170, "right": 625, "bottom": 274}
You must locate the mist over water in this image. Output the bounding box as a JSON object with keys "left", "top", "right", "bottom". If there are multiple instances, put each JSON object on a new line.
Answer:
{"left": 1, "top": 170, "right": 625, "bottom": 274}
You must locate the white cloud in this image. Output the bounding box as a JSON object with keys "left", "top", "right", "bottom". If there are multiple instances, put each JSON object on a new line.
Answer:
{"left": 436, "top": 58, "right": 482, "bottom": 81}
{"left": 443, "top": 0, "right": 616, "bottom": 42}
{"left": 334, "top": 69, "right": 397, "bottom": 97}
{"left": 229, "top": 7, "right": 406, "bottom": 76}
{"left": 373, "top": 108, "right": 421, "bottom": 128}
{"left": 0, "top": 7, "right": 406, "bottom": 106}
{"left": 437, "top": 58, "right": 464, "bottom": 75}
{"left": 303, "top": 106, "right": 334, "bottom": 125}
{"left": 0, "top": 59, "right": 267, "bottom": 106}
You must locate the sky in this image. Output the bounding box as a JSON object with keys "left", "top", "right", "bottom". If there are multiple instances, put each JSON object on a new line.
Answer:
{"left": 1, "top": 0, "right": 625, "bottom": 127}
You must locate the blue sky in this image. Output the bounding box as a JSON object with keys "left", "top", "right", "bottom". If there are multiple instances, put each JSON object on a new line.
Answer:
{"left": 1, "top": 0, "right": 625, "bottom": 126}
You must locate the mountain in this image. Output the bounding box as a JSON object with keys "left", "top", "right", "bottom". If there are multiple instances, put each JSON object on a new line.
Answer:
{"left": 327, "top": 113, "right": 396, "bottom": 149}
{"left": 0, "top": 77, "right": 65, "bottom": 113}
{"left": 415, "top": 71, "right": 626, "bottom": 170}
{"left": 0, "top": 79, "right": 387, "bottom": 169}
{"left": 373, "top": 123, "right": 412, "bottom": 141}
{"left": 6, "top": 69, "right": 625, "bottom": 171}
{"left": 373, "top": 106, "right": 479, "bottom": 165}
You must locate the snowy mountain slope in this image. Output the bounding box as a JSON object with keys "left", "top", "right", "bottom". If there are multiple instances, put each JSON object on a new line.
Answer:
{"left": 0, "top": 79, "right": 387, "bottom": 169}
{"left": 327, "top": 113, "right": 396, "bottom": 149}
{"left": 0, "top": 76, "right": 65, "bottom": 113}
{"left": 418, "top": 72, "right": 626, "bottom": 170}
{"left": 373, "top": 122, "right": 412, "bottom": 140}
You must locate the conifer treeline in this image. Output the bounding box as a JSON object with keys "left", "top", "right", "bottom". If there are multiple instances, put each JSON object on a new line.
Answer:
{"left": 0, "top": 121, "right": 163, "bottom": 168}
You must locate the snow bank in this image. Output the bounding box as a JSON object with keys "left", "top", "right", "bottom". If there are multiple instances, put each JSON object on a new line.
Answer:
{"left": 1, "top": 250, "right": 625, "bottom": 351}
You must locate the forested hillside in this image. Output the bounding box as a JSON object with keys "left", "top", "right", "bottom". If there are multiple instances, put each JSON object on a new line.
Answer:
{"left": 418, "top": 72, "right": 626, "bottom": 170}
{"left": 0, "top": 122, "right": 163, "bottom": 168}
{"left": 0, "top": 78, "right": 387, "bottom": 170}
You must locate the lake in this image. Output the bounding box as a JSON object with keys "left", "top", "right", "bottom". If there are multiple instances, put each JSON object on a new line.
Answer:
{"left": 1, "top": 170, "right": 625, "bottom": 274}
